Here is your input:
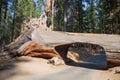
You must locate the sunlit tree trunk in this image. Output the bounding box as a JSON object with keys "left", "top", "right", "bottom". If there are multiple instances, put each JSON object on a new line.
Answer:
{"left": 51, "top": 0, "right": 54, "bottom": 30}
{"left": 45, "top": 0, "right": 51, "bottom": 13}
{"left": 63, "top": 0, "right": 68, "bottom": 32}
{"left": 45, "top": 0, "right": 52, "bottom": 29}
{"left": 45, "top": 0, "right": 55, "bottom": 30}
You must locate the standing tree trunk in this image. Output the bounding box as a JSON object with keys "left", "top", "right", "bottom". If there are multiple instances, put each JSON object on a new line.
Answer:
{"left": 51, "top": 0, "right": 54, "bottom": 30}
{"left": 0, "top": 0, "right": 8, "bottom": 45}
{"left": 45, "top": 0, "right": 51, "bottom": 13}
{"left": 63, "top": 0, "right": 68, "bottom": 32}
{"left": 45, "top": 0, "right": 52, "bottom": 29}
{"left": 0, "top": 0, "right": 8, "bottom": 29}
{"left": 45, "top": 0, "right": 54, "bottom": 30}
{"left": 12, "top": 0, "right": 18, "bottom": 41}
{"left": 90, "top": 0, "right": 95, "bottom": 32}
{"left": 0, "top": 1, "right": 2, "bottom": 26}
{"left": 78, "top": 0, "right": 83, "bottom": 32}
{"left": 3, "top": 0, "right": 8, "bottom": 29}
{"left": 30, "top": 1, "right": 33, "bottom": 18}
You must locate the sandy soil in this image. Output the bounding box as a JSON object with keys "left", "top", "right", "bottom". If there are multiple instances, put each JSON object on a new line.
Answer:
{"left": 0, "top": 56, "right": 120, "bottom": 80}
{"left": 0, "top": 56, "right": 69, "bottom": 80}
{"left": 92, "top": 67, "right": 120, "bottom": 80}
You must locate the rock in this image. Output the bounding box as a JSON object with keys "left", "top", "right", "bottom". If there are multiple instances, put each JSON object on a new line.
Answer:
{"left": 48, "top": 57, "right": 65, "bottom": 65}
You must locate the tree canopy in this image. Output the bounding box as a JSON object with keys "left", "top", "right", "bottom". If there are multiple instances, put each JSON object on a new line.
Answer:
{"left": 0, "top": 0, "right": 120, "bottom": 46}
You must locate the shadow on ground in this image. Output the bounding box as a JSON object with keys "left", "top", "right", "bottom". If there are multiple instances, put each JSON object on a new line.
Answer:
{"left": 0, "top": 57, "right": 32, "bottom": 80}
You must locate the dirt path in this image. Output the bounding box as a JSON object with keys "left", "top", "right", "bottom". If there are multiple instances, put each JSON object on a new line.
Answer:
{"left": 0, "top": 55, "right": 120, "bottom": 80}
{"left": 0, "top": 57, "right": 69, "bottom": 80}
{"left": 0, "top": 51, "right": 108, "bottom": 80}
{"left": 32, "top": 66, "right": 120, "bottom": 80}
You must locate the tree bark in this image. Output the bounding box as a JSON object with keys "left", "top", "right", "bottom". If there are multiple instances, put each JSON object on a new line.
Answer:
{"left": 45, "top": 0, "right": 51, "bottom": 13}
{"left": 0, "top": 1, "right": 2, "bottom": 26}
{"left": 12, "top": 0, "right": 18, "bottom": 41}
{"left": 3, "top": 0, "right": 8, "bottom": 29}
{"left": 0, "top": 0, "right": 8, "bottom": 28}
{"left": 78, "top": 0, "right": 83, "bottom": 32}
{"left": 0, "top": 27, "right": 120, "bottom": 68}
{"left": 90, "top": 0, "right": 95, "bottom": 32}
{"left": 45, "top": 0, "right": 52, "bottom": 28}
{"left": 63, "top": 0, "right": 68, "bottom": 32}
{"left": 51, "top": 0, "right": 54, "bottom": 30}
{"left": 107, "top": 52, "right": 120, "bottom": 68}
{"left": 0, "top": 28, "right": 33, "bottom": 68}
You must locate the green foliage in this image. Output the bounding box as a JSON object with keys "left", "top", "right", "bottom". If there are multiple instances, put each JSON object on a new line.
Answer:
{"left": 11, "top": 0, "right": 44, "bottom": 40}
{"left": 0, "top": 0, "right": 44, "bottom": 45}
{"left": 54, "top": 0, "right": 64, "bottom": 31}
{"left": 54, "top": 0, "right": 120, "bottom": 34}
{"left": 98, "top": 0, "right": 120, "bottom": 34}
{"left": 0, "top": 0, "right": 120, "bottom": 46}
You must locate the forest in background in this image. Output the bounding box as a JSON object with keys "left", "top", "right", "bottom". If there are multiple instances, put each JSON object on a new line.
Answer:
{"left": 0, "top": 0, "right": 120, "bottom": 46}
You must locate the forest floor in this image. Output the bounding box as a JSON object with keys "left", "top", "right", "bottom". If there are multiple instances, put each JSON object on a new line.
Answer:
{"left": 0, "top": 56, "right": 120, "bottom": 80}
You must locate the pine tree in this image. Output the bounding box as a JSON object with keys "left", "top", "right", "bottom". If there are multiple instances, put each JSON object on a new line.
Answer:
{"left": 54, "top": 0, "right": 64, "bottom": 31}
{"left": 83, "top": 0, "right": 98, "bottom": 33}
{"left": 98, "top": 0, "right": 120, "bottom": 34}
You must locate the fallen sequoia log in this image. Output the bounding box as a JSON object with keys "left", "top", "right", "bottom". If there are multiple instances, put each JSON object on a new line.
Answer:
{"left": 0, "top": 13, "right": 120, "bottom": 69}
{"left": 0, "top": 27, "right": 119, "bottom": 69}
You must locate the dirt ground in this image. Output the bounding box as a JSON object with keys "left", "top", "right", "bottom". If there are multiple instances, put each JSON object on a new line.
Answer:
{"left": 92, "top": 67, "right": 120, "bottom": 80}
{"left": 0, "top": 56, "right": 120, "bottom": 80}
{"left": 0, "top": 56, "right": 69, "bottom": 80}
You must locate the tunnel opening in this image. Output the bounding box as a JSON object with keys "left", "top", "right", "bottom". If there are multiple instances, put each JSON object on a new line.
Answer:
{"left": 55, "top": 42, "right": 107, "bottom": 69}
